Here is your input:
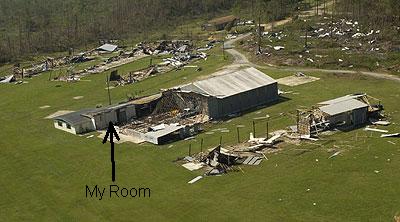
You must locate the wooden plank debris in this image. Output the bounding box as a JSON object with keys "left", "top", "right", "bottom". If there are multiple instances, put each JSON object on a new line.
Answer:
{"left": 364, "top": 127, "right": 389, "bottom": 133}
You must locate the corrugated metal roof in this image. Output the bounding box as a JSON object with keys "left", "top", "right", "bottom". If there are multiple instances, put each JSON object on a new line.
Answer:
{"left": 53, "top": 108, "right": 94, "bottom": 125}
{"left": 318, "top": 94, "right": 365, "bottom": 105}
{"left": 208, "top": 15, "right": 237, "bottom": 25}
{"left": 181, "top": 67, "right": 276, "bottom": 98}
{"left": 320, "top": 99, "right": 368, "bottom": 116}
{"left": 129, "top": 93, "right": 162, "bottom": 105}
{"left": 97, "top": 44, "right": 118, "bottom": 52}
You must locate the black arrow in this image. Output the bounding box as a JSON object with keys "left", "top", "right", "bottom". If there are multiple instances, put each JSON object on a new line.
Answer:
{"left": 103, "top": 121, "right": 120, "bottom": 182}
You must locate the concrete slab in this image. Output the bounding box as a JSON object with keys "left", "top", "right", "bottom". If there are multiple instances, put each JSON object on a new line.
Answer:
{"left": 98, "top": 131, "right": 145, "bottom": 144}
{"left": 277, "top": 75, "right": 320, "bottom": 86}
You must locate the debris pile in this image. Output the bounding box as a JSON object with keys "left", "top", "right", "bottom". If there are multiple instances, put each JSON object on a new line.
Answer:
{"left": 137, "top": 40, "right": 193, "bottom": 55}
{"left": 179, "top": 131, "right": 284, "bottom": 181}
{"left": 108, "top": 40, "right": 208, "bottom": 86}
{"left": 119, "top": 90, "right": 210, "bottom": 145}
{"left": 294, "top": 93, "right": 386, "bottom": 140}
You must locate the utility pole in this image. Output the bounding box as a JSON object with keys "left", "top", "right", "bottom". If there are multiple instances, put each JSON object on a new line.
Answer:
{"left": 106, "top": 74, "right": 112, "bottom": 105}
{"left": 237, "top": 127, "right": 240, "bottom": 143}
{"left": 149, "top": 55, "right": 153, "bottom": 66}
{"left": 296, "top": 110, "right": 300, "bottom": 133}
{"left": 304, "top": 21, "right": 309, "bottom": 49}
{"left": 257, "top": 13, "right": 262, "bottom": 54}
{"left": 222, "top": 39, "right": 225, "bottom": 60}
{"left": 253, "top": 121, "right": 256, "bottom": 137}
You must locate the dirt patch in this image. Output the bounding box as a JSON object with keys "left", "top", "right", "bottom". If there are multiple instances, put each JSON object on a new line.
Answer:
{"left": 331, "top": 72, "right": 367, "bottom": 80}
{"left": 45, "top": 110, "right": 74, "bottom": 119}
{"left": 277, "top": 75, "right": 320, "bottom": 86}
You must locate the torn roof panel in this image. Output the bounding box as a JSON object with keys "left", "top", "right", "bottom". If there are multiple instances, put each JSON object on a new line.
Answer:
{"left": 144, "top": 125, "right": 184, "bottom": 138}
{"left": 129, "top": 93, "right": 162, "bottom": 105}
{"left": 318, "top": 93, "right": 366, "bottom": 105}
{"left": 181, "top": 67, "right": 276, "bottom": 98}
{"left": 97, "top": 43, "right": 118, "bottom": 52}
{"left": 0, "top": 75, "right": 15, "bottom": 83}
{"left": 319, "top": 99, "right": 368, "bottom": 116}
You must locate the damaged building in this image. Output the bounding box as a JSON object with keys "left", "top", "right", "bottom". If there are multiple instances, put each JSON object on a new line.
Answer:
{"left": 202, "top": 15, "right": 238, "bottom": 31}
{"left": 53, "top": 102, "right": 137, "bottom": 134}
{"left": 297, "top": 93, "right": 383, "bottom": 135}
{"left": 177, "top": 67, "right": 279, "bottom": 119}
{"left": 53, "top": 67, "right": 279, "bottom": 145}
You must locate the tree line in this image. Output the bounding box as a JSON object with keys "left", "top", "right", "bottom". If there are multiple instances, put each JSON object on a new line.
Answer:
{"left": 0, "top": 0, "right": 398, "bottom": 64}
{"left": 0, "top": 0, "right": 236, "bottom": 63}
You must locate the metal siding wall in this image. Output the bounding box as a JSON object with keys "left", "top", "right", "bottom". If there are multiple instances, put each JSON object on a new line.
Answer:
{"left": 328, "top": 113, "right": 349, "bottom": 125}
{"left": 207, "top": 97, "right": 219, "bottom": 119}
{"left": 126, "top": 105, "right": 137, "bottom": 120}
{"left": 76, "top": 121, "right": 96, "bottom": 134}
{"left": 353, "top": 107, "right": 367, "bottom": 126}
{"left": 267, "top": 83, "right": 279, "bottom": 102}
{"left": 207, "top": 83, "right": 278, "bottom": 119}
{"left": 94, "top": 111, "right": 118, "bottom": 130}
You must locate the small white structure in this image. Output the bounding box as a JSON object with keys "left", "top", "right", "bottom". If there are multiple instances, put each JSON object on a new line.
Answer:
{"left": 97, "top": 43, "right": 118, "bottom": 52}
{"left": 53, "top": 103, "right": 136, "bottom": 135}
{"left": 53, "top": 109, "right": 96, "bottom": 134}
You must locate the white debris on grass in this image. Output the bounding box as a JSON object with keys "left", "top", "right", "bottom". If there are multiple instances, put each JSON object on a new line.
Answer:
{"left": 328, "top": 151, "right": 341, "bottom": 159}
{"left": 274, "top": 46, "right": 285, "bottom": 51}
{"left": 188, "top": 176, "right": 203, "bottom": 184}
{"left": 364, "top": 127, "right": 389, "bottom": 133}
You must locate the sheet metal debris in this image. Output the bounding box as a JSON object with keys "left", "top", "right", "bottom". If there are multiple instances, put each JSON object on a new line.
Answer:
{"left": 381, "top": 133, "right": 400, "bottom": 138}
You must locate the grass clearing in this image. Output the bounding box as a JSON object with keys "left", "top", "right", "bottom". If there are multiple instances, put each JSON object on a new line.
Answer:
{"left": 1, "top": 45, "right": 400, "bottom": 221}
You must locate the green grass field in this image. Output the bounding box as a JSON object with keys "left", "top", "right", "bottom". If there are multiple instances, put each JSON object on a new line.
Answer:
{"left": 1, "top": 46, "right": 400, "bottom": 221}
